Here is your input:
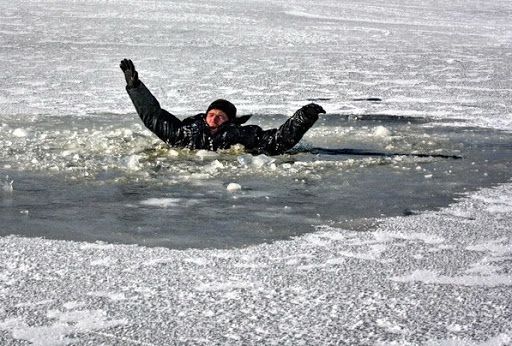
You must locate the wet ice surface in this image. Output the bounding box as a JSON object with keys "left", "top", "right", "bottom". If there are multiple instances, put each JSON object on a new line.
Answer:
{"left": 1, "top": 0, "right": 512, "bottom": 344}
{"left": 1, "top": 114, "right": 512, "bottom": 249}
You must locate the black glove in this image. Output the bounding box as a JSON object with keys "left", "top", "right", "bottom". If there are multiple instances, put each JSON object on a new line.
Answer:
{"left": 120, "top": 59, "right": 140, "bottom": 88}
{"left": 302, "top": 103, "right": 326, "bottom": 117}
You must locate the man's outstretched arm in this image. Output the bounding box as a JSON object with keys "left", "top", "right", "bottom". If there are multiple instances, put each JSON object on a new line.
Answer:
{"left": 120, "top": 59, "right": 182, "bottom": 144}
{"left": 253, "top": 103, "right": 325, "bottom": 155}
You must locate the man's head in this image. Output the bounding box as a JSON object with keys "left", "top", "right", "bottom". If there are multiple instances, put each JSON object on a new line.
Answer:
{"left": 205, "top": 99, "right": 237, "bottom": 130}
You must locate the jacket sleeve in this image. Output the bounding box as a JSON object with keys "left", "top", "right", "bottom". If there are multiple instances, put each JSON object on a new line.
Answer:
{"left": 126, "top": 82, "right": 182, "bottom": 144}
{"left": 252, "top": 106, "right": 319, "bottom": 155}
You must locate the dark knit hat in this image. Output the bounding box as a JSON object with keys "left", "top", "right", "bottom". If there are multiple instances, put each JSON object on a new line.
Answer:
{"left": 206, "top": 99, "right": 237, "bottom": 121}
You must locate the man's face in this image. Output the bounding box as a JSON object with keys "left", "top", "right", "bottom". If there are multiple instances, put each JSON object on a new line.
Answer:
{"left": 206, "top": 109, "right": 229, "bottom": 129}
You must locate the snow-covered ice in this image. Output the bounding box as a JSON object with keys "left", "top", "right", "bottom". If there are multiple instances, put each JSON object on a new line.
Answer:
{"left": 1, "top": 0, "right": 512, "bottom": 344}
{"left": 0, "top": 183, "right": 511, "bottom": 344}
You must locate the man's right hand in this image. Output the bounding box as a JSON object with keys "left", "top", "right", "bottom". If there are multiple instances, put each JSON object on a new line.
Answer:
{"left": 120, "top": 59, "right": 140, "bottom": 88}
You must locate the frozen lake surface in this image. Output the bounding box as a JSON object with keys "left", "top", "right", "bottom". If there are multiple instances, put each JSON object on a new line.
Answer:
{"left": 1, "top": 0, "right": 511, "bottom": 344}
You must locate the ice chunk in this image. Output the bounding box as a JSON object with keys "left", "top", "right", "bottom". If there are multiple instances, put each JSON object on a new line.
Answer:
{"left": 140, "top": 198, "right": 181, "bottom": 208}
{"left": 372, "top": 126, "right": 391, "bottom": 138}
{"left": 61, "top": 150, "right": 76, "bottom": 157}
{"left": 237, "top": 154, "right": 253, "bottom": 166}
{"left": 1, "top": 176, "right": 13, "bottom": 193}
{"left": 124, "top": 155, "right": 140, "bottom": 170}
{"left": 252, "top": 155, "right": 275, "bottom": 168}
{"left": 12, "top": 128, "right": 29, "bottom": 138}
{"left": 196, "top": 150, "right": 218, "bottom": 159}
{"left": 227, "top": 183, "right": 242, "bottom": 192}
{"left": 168, "top": 149, "right": 180, "bottom": 157}
{"left": 237, "top": 154, "right": 275, "bottom": 168}
{"left": 210, "top": 160, "right": 224, "bottom": 170}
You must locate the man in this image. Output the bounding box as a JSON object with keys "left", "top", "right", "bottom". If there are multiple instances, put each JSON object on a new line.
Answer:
{"left": 120, "top": 59, "right": 325, "bottom": 156}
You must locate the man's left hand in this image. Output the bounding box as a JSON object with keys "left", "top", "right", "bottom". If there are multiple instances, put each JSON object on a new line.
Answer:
{"left": 120, "top": 59, "right": 140, "bottom": 88}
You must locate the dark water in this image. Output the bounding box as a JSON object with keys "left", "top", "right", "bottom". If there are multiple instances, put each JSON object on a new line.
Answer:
{"left": 1, "top": 114, "right": 511, "bottom": 249}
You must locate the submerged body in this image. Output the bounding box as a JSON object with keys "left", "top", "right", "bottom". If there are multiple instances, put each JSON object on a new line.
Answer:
{"left": 121, "top": 59, "right": 325, "bottom": 155}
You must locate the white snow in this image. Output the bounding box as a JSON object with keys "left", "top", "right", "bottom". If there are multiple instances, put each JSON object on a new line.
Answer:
{"left": 195, "top": 281, "right": 257, "bottom": 292}
{"left": 1, "top": 0, "right": 512, "bottom": 344}
{"left": 390, "top": 269, "right": 512, "bottom": 287}
{"left": 0, "top": 310, "right": 127, "bottom": 346}
{"left": 87, "top": 291, "right": 127, "bottom": 301}
{"left": 466, "top": 239, "right": 512, "bottom": 257}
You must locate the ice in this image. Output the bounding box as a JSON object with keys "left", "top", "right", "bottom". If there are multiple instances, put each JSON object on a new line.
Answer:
{"left": 168, "top": 149, "right": 180, "bottom": 157}
{"left": 90, "top": 257, "right": 116, "bottom": 266}
{"left": 424, "top": 334, "right": 512, "bottom": 346}
{"left": 62, "top": 301, "right": 86, "bottom": 310}
{"left": 142, "top": 257, "right": 175, "bottom": 266}
{"left": 464, "top": 264, "right": 502, "bottom": 275}
{"left": 376, "top": 318, "right": 405, "bottom": 334}
{"left": 140, "top": 198, "right": 182, "bottom": 208}
{"left": 196, "top": 150, "right": 218, "bottom": 159}
{"left": 123, "top": 154, "right": 141, "bottom": 170}
{"left": 473, "top": 195, "right": 512, "bottom": 214}
{"left": 195, "top": 281, "right": 257, "bottom": 292}
{"left": 373, "top": 231, "right": 445, "bottom": 245}
{"left": 251, "top": 155, "right": 276, "bottom": 168}
{"left": 12, "top": 128, "right": 28, "bottom": 138}
{"left": 87, "top": 291, "right": 126, "bottom": 301}
{"left": 372, "top": 125, "right": 391, "bottom": 138}
{"left": 209, "top": 159, "right": 224, "bottom": 170}
{"left": 1, "top": 176, "right": 13, "bottom": 193}
{"left": 15, "top": 300, "right": 53, "bottom": 308}
{"left": 226, "top": 182, "right": 242, "bottom": 192}
{"left": 0, "top": 310, "right": 127, "bottom": 346}
{"left": 0, "top": 318, "right": 74, "bottom": 346}
{"left": 1, "top": 0, "right": 512, "bottom": 343}
{"left": 236, "top": 154, "right": 275, "bottom": 168}
{"left": 466, "top": 239, "right": 512, "bottom": 257}
{"left": 391, "top": 270, "right": 512, "bottom": 287}
{"left": 331, "top": 247, "right": 384, "bottom": 262}
{"left": 183, "top": 257, "right": 210, "bottom": 266}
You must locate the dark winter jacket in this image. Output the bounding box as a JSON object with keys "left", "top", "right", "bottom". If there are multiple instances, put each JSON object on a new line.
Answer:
{"left": 126, "top": 82, "right": 321, "bottom": 155}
